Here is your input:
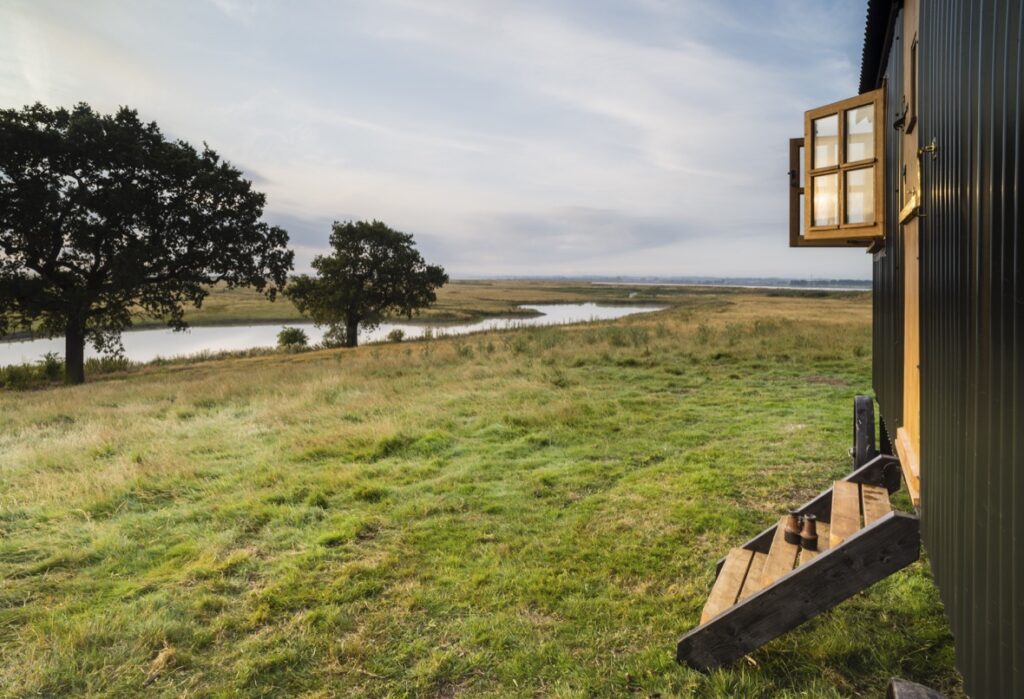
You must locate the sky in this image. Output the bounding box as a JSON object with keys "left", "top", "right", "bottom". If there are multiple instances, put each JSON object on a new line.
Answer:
{"left": 1, "top": 0, "right": 872, "bottom": 279}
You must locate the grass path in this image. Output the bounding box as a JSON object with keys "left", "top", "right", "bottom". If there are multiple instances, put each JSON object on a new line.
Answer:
{"left": 0, "top": 290, "right": 960, "bottom": 697}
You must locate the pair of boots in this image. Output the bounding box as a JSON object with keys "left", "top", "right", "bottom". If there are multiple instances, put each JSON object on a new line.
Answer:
{"left": 784, "top": 511, "right": 818, "bottom": 550}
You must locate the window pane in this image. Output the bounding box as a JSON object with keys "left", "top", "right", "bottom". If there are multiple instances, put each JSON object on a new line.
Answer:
{"left": 846, "top": 105, "right": 874, "bottom": 162}
{"left": 812, "top": 173, "right": 838, "bottom": 226}
{"left": 845, "top": 167, "right": 875, "bottom": 224}
{"left": 812, "top": 114, "right": 839, "bottom": 168}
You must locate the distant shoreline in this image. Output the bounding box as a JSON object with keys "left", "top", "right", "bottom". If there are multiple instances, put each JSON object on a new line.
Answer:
{"left": 590, "top": 281, "right": 870, "bottom": 292}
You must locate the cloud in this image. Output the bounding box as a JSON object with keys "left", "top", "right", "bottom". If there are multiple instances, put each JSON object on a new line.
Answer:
{"left": 456, "top": 207, "right": 688, "bottom": 265}
{"left": 1, "top": 0, "right": 873, "bottom": 278}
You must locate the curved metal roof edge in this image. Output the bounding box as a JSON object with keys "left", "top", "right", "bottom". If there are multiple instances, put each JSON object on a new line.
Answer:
{"left": 858, "top": 0, "right": 900, "bottom": 93}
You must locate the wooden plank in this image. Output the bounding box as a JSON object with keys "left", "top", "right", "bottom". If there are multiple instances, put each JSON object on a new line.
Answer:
{"left": 714, "top": 454, "right": 902, "bottom": 575}
{"left": 899, "top": 0, "right": 922, "bottom": 505}
{"left": 798, "top": 521, "right": 831, "bottom": 565}
{"left": 678, "top": 512, "right": 921, "bottom": 671}
{"left": 700, "top": 548, "right": 753, "bottom": 624}
{"left": 830, "top": 480, "right": 862, "bottom": 548}
{"left": 739, "top": 552, "right": 768, "bottom": 601}
{"left": 895, "top": 427, "right": 922, "bottom": 507}
{"left": 861, "top": 484, "right": 892, "bottom": 525}
{"left": 760, "top": 517, "right": 799, "bottom": 586}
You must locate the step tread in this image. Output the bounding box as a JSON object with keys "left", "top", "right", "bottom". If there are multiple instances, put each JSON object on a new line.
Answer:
{"left": 760, "top": 516, "right": 799, "bottom": 586}
{"left": 701, "top": 548, "right": 754, "bottom": 623}
{"left": 830, "top": 480, "right": 862, "bottom": 548}
{"left": 739, "top": 552, "right": 768, "bottom": 600}
{"left": 861, "top": 483, "right": 892, "bottom": 524}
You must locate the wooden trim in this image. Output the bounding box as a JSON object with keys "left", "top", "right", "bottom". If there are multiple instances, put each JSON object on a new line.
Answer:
{"left": 895, "top": 427, "right": 921, "bottom": 507}
{"left": 800, "top": 225, "right": 883, "bottom": 242}
{"left": 897, "top": 0, "right": 922, "bottom": 512}
{"left": 899, "top": 190, "right": 921, "bottom": 223}
{"left": 788, "top": 137, "right": 804, "bottom": 248}
{"left": 679, "top": 511, "right": 921, "bottom": 671}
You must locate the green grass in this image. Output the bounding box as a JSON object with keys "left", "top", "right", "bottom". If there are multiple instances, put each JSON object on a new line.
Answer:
{"left": 0, "top": 288, "right": 961, "bottom": 697}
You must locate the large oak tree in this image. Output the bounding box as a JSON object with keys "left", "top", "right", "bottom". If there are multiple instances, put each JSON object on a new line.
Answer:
{"left": 286, "top": 220, "right": 447, "bottom": 347}
{"left": 0, "top": 103, "right": 293, "bottom": 383}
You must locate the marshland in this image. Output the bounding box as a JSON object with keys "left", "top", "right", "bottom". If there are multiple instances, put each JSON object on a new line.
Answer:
{"left": 0, "top": 283, "right": 960, "bottom": 697}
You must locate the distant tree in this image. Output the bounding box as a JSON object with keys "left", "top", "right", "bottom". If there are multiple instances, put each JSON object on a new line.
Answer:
{"left": 0, "top": 103, "right": 294, "bottom": 384}
{"left": 277, "top": 326, "right": 308, "bottom": 348}
{"left": 286, "top": 220, "right": 448, "bottom": 348}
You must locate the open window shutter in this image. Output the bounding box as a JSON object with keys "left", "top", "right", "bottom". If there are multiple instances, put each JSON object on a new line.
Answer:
{"left": 789, "top": 138, "right": 872, "bottom": 248}
{"left": 802, "top": 88, "right": 885, "bottom": 242}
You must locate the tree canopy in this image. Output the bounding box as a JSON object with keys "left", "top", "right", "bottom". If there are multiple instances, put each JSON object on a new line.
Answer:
{"left": 286, "top": 220, "right": 447, "bottom": 347}
{"left": 0, "top": 103, "right": 294, "bottom": 383}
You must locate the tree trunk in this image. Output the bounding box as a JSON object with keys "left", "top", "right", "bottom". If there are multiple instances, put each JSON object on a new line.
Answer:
{"left": 65, "top": 320, "right": 86, "bottom": 385}
{"left": 345, "top": 319, "right": 359, "bottom": 348}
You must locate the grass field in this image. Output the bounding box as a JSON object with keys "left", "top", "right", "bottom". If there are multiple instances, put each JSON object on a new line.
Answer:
{"left": 161, "top": 279, "right": 678, "bottom": 328}
{"left": 0, "top": 286, "right": 961, "bottom": 697}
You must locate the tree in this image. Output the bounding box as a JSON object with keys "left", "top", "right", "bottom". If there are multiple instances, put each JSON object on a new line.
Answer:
{"left": 0, "top": 103, "right": 294, "bottom": 383}
{"left": 286, "top": 220, "right": 447, "bottom": 348}
{"left": 277, "top": 326, "right": 309, "bottom": 348}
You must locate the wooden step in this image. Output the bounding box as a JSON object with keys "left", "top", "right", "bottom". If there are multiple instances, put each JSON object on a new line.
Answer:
{"left": 861, "top": 483, "right": 892, "bottom": 524}
{"left": 830, "top": 480, "right": 862, "bottom": 547}
{"left": 700, "top": 548, "right": 754, "bottom": 623}
{"left": 739, "top": 552, "right": 768, "bottom": 600}
{"left": 760, "top": 516, "right": 799, "bottom": 586}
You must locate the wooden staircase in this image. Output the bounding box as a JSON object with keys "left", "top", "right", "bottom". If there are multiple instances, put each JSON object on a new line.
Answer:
{"left": 678, "top": 454, "right": 920, "bottom": 671}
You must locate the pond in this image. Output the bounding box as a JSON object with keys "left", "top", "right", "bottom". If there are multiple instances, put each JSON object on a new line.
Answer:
{"left": 0, "top": 303, "right": 665, "bottom": 367}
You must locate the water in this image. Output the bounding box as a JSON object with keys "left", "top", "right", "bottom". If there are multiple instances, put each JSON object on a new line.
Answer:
{"left": 0, "top": 303, "right": 664, "bottom": 367}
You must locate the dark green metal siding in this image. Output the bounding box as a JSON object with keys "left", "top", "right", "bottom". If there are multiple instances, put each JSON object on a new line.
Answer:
{"left": 870, "top": 1, "right": 1024, "bottom": 696}
{"left": 917, "top": 2, "right": 1024, "bottom": 696}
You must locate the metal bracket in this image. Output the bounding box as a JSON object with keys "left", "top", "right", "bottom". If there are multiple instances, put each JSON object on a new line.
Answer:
{"left": 918, "top": 137, "right": 938, "bottom": 159}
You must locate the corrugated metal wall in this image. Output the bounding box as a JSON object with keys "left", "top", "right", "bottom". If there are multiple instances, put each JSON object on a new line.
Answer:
{"left": 872, "top": 7, "right": 904, "bottom": 440}
{"left": 916, "top": 1, "right": 1023, "bottom": 696}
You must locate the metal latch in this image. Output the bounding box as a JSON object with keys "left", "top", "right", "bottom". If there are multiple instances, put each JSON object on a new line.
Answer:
{"left": 918, "top": 137, "right": 938, "bottom": 159}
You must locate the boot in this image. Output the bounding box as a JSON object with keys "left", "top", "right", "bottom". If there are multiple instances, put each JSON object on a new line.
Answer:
{"left": 784, "top": 511, "right": 802, "bottom": 545}
{"left": 800, "top": 514, "right": 818, "bottom": 551}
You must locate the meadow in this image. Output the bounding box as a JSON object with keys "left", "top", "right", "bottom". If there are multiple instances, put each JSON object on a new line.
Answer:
{"left": 158, "top": 279, "right": 675, "bottom": 327}
{"left": 0, "top": 286, "right": 961, "bottom": 697}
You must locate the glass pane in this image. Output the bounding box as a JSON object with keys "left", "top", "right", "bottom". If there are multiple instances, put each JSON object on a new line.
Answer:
{"left": 846, "top": 105, "right": 874, "bottom": 162}
{"left": 845, "top": 167, "right": 875, "bottom": 224}
{"left": 812, "top": 173, "right": 839, "bottom": 226}
{"left": 812, "top": 114, "right": 839, "bottom": 168}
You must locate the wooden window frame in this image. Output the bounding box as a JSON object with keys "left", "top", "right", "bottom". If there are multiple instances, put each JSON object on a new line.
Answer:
{"left": 789, "top": 137, "right": 871, "bottom": 248}
{"left": 803, "top": 88, "right": 885, "bottom": 242}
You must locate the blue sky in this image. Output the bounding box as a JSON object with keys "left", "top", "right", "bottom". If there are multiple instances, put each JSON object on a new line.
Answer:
{"left": 2, "top": 0, "right": 871, "bottom": 278}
